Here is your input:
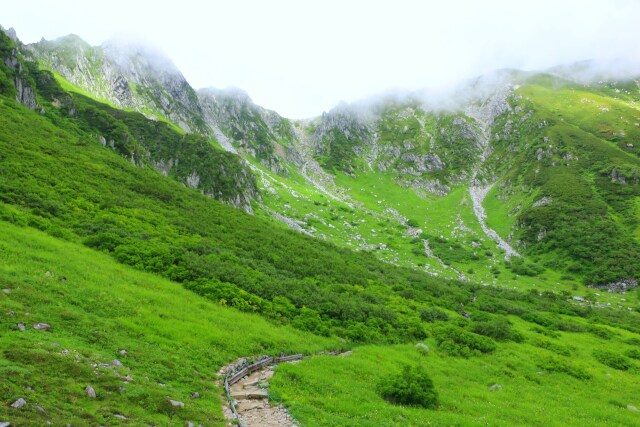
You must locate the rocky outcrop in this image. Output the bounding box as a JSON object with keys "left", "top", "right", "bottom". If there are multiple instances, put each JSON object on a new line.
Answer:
{"left": 590, "top": 278, "right": 637, "bottom": 293}
{"left": 198, "top": 87, "right": 294, "bottom": 174}
{"left": 0, "top": 29, "right": 39, "bottom": 110}
{"left": 29, "top": 35, "right": 207, "bottom": 134}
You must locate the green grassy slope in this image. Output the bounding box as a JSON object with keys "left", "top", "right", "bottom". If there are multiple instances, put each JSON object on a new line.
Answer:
{"left": 0, "top": 221, "right": 337, "bottom": 425}
{"left": 271, "top": 329, "right": 640, "bottom": 426}
{"left": 2, "top": 26, "right": 640, "bottom": 426}
{"left": 484, "top": 78, "right": 640, "bottom": 285}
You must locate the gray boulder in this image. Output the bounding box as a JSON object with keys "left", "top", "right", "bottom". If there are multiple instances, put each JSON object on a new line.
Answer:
{"left": 10, "top": 398, "right": 26, "bottom": 408}
{"left": 85, "top": 385, "right": 96, "bottom": 398}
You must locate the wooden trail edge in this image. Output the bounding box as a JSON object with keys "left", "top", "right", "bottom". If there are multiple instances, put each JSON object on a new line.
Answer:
{"left": 221, "top": 351, "right": 346, "bottom": 427}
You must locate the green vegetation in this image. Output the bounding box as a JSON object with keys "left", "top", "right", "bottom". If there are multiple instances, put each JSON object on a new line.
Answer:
{"left": 0, "top": 221, "right": 337, "bottom": 425}
{"left": 2, "top": 27, "right": 640, "bottom": 427}
{"left": 376, "top": 364, "right": 439, "bottom": 409}
{"left": 486, "top": 80, "right": 640, "bottom": 285}
{"left": 271, "top": 326, "right": 640, "bottom": 426}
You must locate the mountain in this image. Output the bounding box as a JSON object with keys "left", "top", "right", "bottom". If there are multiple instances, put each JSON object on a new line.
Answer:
{"left": 27, "top": 33, "right": 640, "bottom": 287}
{"left": 1, "top": 26, "right": 640, "bottom": 426}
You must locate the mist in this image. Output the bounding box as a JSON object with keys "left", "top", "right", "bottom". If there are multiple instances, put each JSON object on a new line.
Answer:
{"left": 3, "top": 0, "right": 640, "bottom": 118}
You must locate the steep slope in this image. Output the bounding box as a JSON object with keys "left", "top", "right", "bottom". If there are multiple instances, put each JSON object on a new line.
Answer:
{"left": 1, "top": 31, "right": 258, "bottom": 212}
{"left": 2, "top": 25, "right": 640, "bottom": 427}
{"left": 0, "top": 221, "right": 336, "bottom": 426}
{"left": 482, "top": 74, "right": 640, "bottom": 285}
{"left": 29, "top": 34, "right": 207, "bottom": 133}
{"left": 25, "top": 30, "right": 640, "bottom": 288}
{"left": 198, "top": 87, "right": 296, "bottom": 173}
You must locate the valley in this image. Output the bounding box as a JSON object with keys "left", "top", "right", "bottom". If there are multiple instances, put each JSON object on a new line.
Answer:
{"left": 1, "top": 25, "right": 640, "bottom": 426}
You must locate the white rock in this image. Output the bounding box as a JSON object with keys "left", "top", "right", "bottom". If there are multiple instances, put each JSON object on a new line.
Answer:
{"left": 10, "top": 398, "right": 26, "bottom": 408}
{"left": 85, "top": 385, "right": 96, "bottom": 398}
{"left": 169, "top": 399, "right": 184, "bottom": 407}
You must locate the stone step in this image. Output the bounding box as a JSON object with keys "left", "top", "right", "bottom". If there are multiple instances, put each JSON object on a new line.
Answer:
{"left": 231, "top": 389, "right": 268, "bottom": 400}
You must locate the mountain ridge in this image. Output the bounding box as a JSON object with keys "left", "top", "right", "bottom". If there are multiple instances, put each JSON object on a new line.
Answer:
{"left": 17, "top": 29, "right": 640, "bottom": 287}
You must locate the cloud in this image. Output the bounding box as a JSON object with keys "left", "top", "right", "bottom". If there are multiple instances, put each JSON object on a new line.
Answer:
{"left": 3, "top": 0, "right": 640, "bottom": 118}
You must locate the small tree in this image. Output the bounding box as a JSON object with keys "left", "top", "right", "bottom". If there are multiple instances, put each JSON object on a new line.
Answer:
{"left": 377, "top": 364, "right": 439, "bottom": 409}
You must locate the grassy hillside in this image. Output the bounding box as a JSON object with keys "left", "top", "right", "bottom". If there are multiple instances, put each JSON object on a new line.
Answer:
{"left": 271, "top": 333, "right": 640, "bottom": 426}
{"left": 2, "top": 26, "right": 640, "bottom": 426}
{"left": 485, "top": 77, "right": 640, "bottom": 285}
{"left": 0, "top": 221, "right": 337, "bottom": 425}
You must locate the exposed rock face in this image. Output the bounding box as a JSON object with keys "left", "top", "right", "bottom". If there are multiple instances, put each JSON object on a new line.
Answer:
{"left": 29, "top": 35, "right": 206, "bottom": 134}
{"left": 311, "top": 104, "right": 375, "bottom": 173}
{"left": 6, "top": 27, "right": 18, "bottom": 41}
{"left": 198, "top": 87, "right": 294, "bottom": 174}
{"left": 0, "top": 30, "right": 39, "bottom": 110}
{"left": 169, "top": 399, "right": 184, "bottom": 407}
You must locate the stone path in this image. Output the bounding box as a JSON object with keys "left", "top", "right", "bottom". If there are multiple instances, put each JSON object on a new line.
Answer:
{"left": 228, "top": 366, "right": 298, "bottom": 427}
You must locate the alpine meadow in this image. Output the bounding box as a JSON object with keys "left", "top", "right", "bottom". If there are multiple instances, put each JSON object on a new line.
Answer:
{"left": 1, "top": 7, "right": 640, "bottom": 427}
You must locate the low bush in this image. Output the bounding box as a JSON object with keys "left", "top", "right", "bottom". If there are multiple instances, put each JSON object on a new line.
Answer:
{"left": 433, "top": 325, "right": 497, "bottom": 357}
{"left": 377, "top": 364, "right": 439, "bottom": 409}
{"left": 593, "top": 350, "right": 632, "bottom": 371}
{"left": 419, "top": 307, "right": 449, "bottom": 323}
{"left": 625, "top": 348, "right": 640, "bottom": 361}
{"left": 537, "top": 356, "right": 592, "bottom": 380}
{"left": 471, "top": 318, "right": 522, "bottom": 342}
{"left": 532, "top": 338, "right": 573, "bottom": 356}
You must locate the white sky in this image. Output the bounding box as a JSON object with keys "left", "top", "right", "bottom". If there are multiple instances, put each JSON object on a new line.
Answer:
{"left": 4, "top": 0, "right": 640, "bottom": 118}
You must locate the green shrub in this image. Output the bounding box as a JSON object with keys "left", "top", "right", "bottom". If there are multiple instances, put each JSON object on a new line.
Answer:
{"left": 471, "top": 318, "right": 520, "bottom": 342}
{"left": 419, "top": 307, "right": 449, "bottom": 323}
{"left": 508, "top": 258, "right": 544, "bottom": 276}
{"left": 593, "top": 350, "right": 632, "bottom": 371}
{"left": 530, "top": 326, "right": 561, "bottom": 338}
{"left": 377, "top": 364, "right": 439, "bottom": 409}
{"left": 433, "top": 325, "right": 497, "bottom": 357}
{"left": 407, "top": 219, "right": 420, "bottom": 228}
{"left": 523, "top": 312, "right": 557, "bottom": 328}
{"left": 587, "top": 325, "right": 614, "bottom": 340}
{"left": 532, "top": 338, "right": 573, "bottom": 356}
{"left": 625, "top": 348, "right": 640, "bottom": 361}
{"left": 537, "top": 356, "right": 592, "bottom": 380}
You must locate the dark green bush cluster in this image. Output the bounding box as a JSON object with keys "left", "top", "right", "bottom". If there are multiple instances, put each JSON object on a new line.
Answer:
{"left": 377, "top": 365, "right": 439, "bottom": 409}
{"left": 625, "top": 348, "right": 640, "bottom": 361}
{"left": 531, "top": 338, "right": 573, "bottom": 356}
{"left": 433, "top": 325, "right": 497, "bottom": 357}
{"left": 507, "top": 258, "right": 544, "bottom": 277}
{"left": 593, "top": 350, "right": 632, "bottom": 371}
{"left": 471, "top": 318, "right": 523, "bottom": 342}
{"left": 419, "top": 307, "right": 449, "bottom": 323}
{"left": 537, "top": 356, "right": 592, "bottom": 380}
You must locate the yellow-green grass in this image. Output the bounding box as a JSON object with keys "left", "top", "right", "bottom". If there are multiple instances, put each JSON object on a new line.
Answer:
{"left": 272, "top": 317, "right": 640, "bottom": 426}
{"left": 0, "top": 221, "right": 338, "bottom": 425}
